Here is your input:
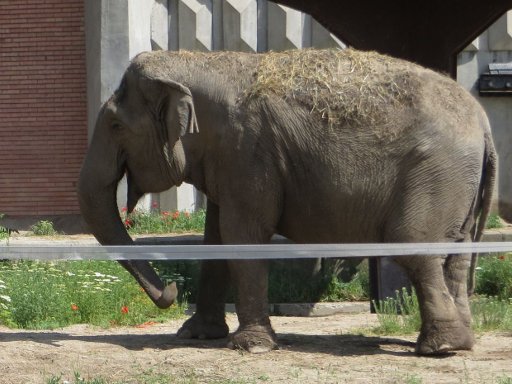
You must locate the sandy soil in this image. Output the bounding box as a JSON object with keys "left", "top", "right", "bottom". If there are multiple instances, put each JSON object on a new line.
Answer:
{"left": 0, "top": 312, "right": 510, "bottom": 384}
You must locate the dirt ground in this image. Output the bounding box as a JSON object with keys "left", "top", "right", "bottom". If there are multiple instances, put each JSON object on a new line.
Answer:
{"left": 0, "top": 311, "right": 510, "bottom": 384}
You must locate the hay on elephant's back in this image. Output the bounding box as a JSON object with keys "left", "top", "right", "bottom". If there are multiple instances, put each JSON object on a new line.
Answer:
{"left": 246, "top": 49, "right": 416, "bottom": 126}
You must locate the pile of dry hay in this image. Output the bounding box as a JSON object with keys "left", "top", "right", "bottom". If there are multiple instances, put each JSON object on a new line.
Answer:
{"left": 246, "top": 48, "right": 417, "bottom": 126}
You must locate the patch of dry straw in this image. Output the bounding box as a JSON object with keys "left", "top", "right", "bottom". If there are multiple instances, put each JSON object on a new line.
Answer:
{"left": 246, "top": 48, "right": 415, "bottom": 125}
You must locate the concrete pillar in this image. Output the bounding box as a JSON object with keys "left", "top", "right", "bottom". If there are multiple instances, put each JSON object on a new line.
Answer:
{"left": 85, "top": 0, "right": 130, "bottom": 142}
{"left": 85, "top": 0, "right": 157, "bottom": 213}
{"left": 311, "top": 19, "right": 345, "bottom": 49}
{"left": 489, "top": 11, "right": 512, "bottom": 50}
{"left": 222, "top": 0, "right": 258, "bottom": 52}
{"left": 177, "top": 0, "right": 213, "bottom": 51}
{"left": 267, "top": 3, "right": 311, "bottom": 50}
{"left": 151, "top": 0, "right": 169, "bottom": 50}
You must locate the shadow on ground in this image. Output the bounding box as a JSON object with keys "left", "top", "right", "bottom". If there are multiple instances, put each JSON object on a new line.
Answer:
{"left": 0, "top": 330, "right": 440, "bottom": 358}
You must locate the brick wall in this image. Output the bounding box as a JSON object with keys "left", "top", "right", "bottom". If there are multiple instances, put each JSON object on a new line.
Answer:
{"left": 0, "top": 0, "right": 87, "bottom": 216}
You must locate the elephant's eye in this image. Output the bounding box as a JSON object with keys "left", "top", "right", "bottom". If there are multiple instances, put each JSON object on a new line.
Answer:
{"left": 111, "top": 122, "right": 123, "bottom": 131}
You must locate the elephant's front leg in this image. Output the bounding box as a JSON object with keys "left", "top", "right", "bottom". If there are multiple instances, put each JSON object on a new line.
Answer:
{"left": 176, "top": 260, "right": 230, "bottom": 339}
{"left": 177, "top": 201, "right": 230, "bottom": 340}
{"left": 227, "top": 259, "right": 277, "bottom": 353}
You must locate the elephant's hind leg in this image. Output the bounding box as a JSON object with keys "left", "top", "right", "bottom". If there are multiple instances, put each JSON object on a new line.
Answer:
{"left": 443, "top": 250, "right": 473, "bottom": 328}
{"left": 388, "top": 161, "right": 476, "bottom": 354}
{"left": 177, "top": 201, "right": 230, "bottom": 340}
{"left": 395, "top": 254, "right": 474, "bottom": 355}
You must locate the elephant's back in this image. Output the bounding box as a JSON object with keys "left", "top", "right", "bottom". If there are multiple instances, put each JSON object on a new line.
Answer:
{"left": 131, "top": 50, "right": 261, "bottom": 92}
{"left": 244, "top": 49, "right": 483, "bottom": 142}
{"left": 244, "top": 49, "right": 422, "bottom": 129}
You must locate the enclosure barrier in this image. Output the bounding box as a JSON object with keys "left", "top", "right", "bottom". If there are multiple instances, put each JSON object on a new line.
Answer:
{"left": 1, "top": 242, "right": 512, "bottom": 261}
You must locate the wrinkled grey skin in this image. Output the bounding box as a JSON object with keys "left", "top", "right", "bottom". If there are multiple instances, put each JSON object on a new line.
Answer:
{"left": 78, "top": 49, "right": 496, "bottom": 356}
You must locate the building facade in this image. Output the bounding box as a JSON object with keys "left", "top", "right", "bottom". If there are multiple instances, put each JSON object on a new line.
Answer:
{"left": 1, "top": 0, "right": 512, "bottom": 228}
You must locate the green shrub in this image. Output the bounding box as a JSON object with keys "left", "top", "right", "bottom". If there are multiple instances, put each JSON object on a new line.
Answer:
{"left": 268, "top": 259, "right": 369, "bottom": 303}
{"left": 476, "top": 254, "right": 512, "bottom": 300}
{"left": 30, "top": 220, "right": 57, "bottom": 236}
{"left": 0, "top": 213, "right": 9, "bottom": 240}
{"left": 485, "top": 213, "right": 504, "bottom": 229}
{"left": 320, "top": 267, "right": 369, "bottom": 302}
{"left": 471, "top": 296, "right": 512, "bottom": 332}
{"left": 153, "top": 258, "right": 370, "bottom": 304}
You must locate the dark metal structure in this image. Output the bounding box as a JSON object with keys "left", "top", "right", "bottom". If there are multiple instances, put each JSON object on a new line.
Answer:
{"left": 274, "top": 0, "right": 512, "bottom": 77}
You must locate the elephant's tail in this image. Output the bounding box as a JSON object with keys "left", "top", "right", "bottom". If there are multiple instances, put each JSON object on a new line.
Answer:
{"left": 468, "top": 126, "right": 498, "bottom": 296}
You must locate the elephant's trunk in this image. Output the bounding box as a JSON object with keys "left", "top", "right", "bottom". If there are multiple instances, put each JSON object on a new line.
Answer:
{"left": 78, "top": 127, "right": 176, "bottom": 309}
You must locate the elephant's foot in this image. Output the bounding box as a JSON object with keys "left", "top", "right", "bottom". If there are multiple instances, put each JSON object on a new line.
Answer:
{"left": 177, "top": 313, "right": 229, "bottom": 340}
{"left": 227, "top": 324, "right": 278, "bottom": 353}
{"left": 416, "top": 320, "right": 474, "bottom": 355}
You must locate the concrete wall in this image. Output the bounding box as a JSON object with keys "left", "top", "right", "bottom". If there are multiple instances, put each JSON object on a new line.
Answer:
{"left": 457, "top": 10, "right": 512, "bottom": 221}
{"left": 85, "top": 0, "right": 343, "bottom": 213}
{"left": 86, "top": 1, "right": 512, "bottom": 218}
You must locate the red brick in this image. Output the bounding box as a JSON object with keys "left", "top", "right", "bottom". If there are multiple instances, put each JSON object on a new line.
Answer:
{"left": 0, "top": 0, "right": 87, "bottom": 216}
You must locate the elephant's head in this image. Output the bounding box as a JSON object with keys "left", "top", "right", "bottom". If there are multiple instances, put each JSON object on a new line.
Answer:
{"left": 78, "top": 58, "right": 198, "bottom": 308}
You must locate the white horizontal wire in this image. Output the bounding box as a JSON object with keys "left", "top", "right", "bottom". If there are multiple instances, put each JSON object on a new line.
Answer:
{"left": 0, "top": 242, "right": 510, "bottom": 261}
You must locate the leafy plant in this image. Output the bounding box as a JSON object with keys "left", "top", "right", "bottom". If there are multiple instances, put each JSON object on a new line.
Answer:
{"left": 0, "top": 213, "right": 9, "bottom": 241}
{"left": 476, "top": 254, "right": 512, "bottom": 300}
{"left": 30, "top": 220, "right": 57, "bottom": 236}
{"left": 320, "top": 268, "right": 369, "bottom": 302}
{"left": 470, "top": 296, "right": 512, "bottom": 332}
{"left": 485, "top": 213, "right": 504, "bottom": 229}
{"left": 372, "top": 287, "right": 421, "bottom": 335}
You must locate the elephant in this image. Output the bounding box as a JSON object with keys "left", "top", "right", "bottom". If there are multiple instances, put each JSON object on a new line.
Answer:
{"left": 78, "top": 48, "right": 496, "bottom": 356}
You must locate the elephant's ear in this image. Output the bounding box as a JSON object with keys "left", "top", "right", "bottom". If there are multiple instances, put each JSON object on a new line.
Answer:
{"left": 160, "top": 79, "right": 199, "bottom": 139}
{"left": 140, "top": 76, "right": 199, "bottom": 143}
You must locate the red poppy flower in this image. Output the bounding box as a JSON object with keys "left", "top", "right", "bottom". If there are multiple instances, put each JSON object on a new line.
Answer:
{"left": 121, "top": 207, "right": 128, "bottom": 212}
{"left": 71, "top": 304, "right": 79, "bottom": 311}
{"left": 162, "top": 211, "right": 169, "bottom": 217}
{"left": 172, "top": 211, "right": 180, "bottom": 220}
{"left": 499, "top": 255, "right": 506, "bottom": 260}
{"left": 121, "top": 305, "right": 129, "bottom": 314}
{"left": 124, "top": 219, "right": 133, "bottom": 228}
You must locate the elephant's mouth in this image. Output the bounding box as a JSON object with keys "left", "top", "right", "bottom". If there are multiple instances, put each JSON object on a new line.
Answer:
{"left": 126, "top": 170, "right": 144, "bottom": 213}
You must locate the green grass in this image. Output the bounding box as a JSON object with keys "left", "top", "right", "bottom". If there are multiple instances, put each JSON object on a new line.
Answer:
{"left": 124, "top": 209, "right": 206, "bottom": 235}
{"left": 2, "top": 209, "right": 512, "bottom": 336}
{"left": 476, "top": 253, "right": 512, "bottom": 300}
{"left": 372, "top": 287, "right": 421, "bottom": 335}
{"left": 497, "top": 377, "right": 512, "bottom": 384}
{"left": 0, "top": 260, "right": 185, "bottom": 329}
{"left": 46, "top": 370, "right": 269, "bottom": 384}
{"left": 47, "top": 372, "right": 108, "bottom": 384}
{"left": 319, "top": 264, "right": 369, "bottom": 302}
{"left": 471, "top": 296, "right": 512, "bottom": 332}
{"left": 486, "top": 213, "right": 505, "bottom": 229}
{"left": 371, "top": 289, "right": 512, "bottom": 335}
